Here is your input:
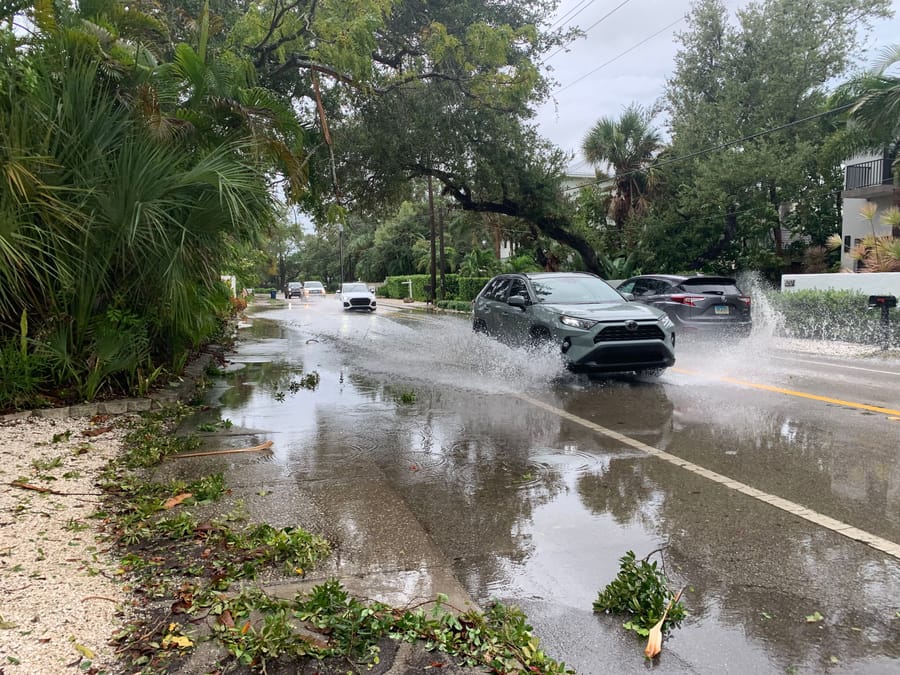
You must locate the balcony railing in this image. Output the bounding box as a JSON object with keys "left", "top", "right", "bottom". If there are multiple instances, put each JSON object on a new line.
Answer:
{"left": 844, "top": 157, "right": 894, "bottom": 190}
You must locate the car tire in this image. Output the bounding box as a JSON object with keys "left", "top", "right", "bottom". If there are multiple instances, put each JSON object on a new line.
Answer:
{"left": 473, "top": 318, "right": 488, "bottom": 333}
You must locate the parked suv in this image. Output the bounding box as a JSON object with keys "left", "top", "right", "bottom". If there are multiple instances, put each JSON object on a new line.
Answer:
{"left": 616, "top": 275, "right": 751, "bottom": 337}
{"left": 472, "top": 272, "right": 676, "bottom": 375}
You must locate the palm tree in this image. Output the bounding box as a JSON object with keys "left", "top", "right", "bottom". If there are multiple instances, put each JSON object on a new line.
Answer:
{"left": 836, "top": 45, "right": 900, "bottom": 233}
{"left": 582, "top": 104, "right": 662, "bottom": 248}
{"left": 0, "top": 8, "right": 281, "bottom": 400}
{"left": 458, "top": 249, "right": 500, "bottom": 277}
{"left": 843, "top": 45, "right": 900, "bottom": 151}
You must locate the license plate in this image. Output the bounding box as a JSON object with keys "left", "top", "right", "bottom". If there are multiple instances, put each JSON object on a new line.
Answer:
{"left": 714, "top": 305, "right": 730, "bottom": 315}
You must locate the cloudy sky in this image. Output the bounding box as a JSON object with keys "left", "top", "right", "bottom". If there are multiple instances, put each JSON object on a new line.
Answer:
{"left": 535, "top": 0, "right": 900, "bottom": 175}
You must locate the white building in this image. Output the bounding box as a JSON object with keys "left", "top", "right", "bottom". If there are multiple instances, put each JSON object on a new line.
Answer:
{"left": 840, "top": 151, "right": 897, "bottom": 270}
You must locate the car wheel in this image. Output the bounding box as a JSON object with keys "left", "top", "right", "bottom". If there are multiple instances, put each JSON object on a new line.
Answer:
{"left": 473, "top": 318, "right": 488, "bottom": 333}
{"left": 529, "top": 326, "right": 552, "bottom": 348}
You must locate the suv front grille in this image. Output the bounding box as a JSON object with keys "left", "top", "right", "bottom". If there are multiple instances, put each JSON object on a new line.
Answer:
{"left": 594, "top": 324, "right": 665, "bottom": 342}
{"left": 349, "top": 297, "right": 371, "bottom": 306}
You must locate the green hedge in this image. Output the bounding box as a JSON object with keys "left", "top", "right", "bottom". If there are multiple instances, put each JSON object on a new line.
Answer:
{"left": 436, "top": 300, "right": 473, "bottom": 312}
{"left": 380, "top": 275, "right": 488, "bottom": 302}
{"left": 766, "top": 289, "right": 900, "bottom": 345}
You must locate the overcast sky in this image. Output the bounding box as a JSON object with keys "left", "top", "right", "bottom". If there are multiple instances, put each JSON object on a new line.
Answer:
{"left": 536, "top": 0, "right": 900, "bottom": 175}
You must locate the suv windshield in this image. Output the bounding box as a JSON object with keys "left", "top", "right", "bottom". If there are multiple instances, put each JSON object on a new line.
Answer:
{"left": 342, "top": 283, "right": 368, "bottom": 293}
{"left": 304, "top": 282, "right": 324, "bottom": 289}
{"left": 530, "top": 276, "right": 623, "bottom": 304}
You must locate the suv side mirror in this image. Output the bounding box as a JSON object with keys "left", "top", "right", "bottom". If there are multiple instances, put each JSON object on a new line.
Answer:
{"left": 620, "top": 292, "right": 635, "bottom": 301}
{"left": 507, "top": 295, "right": 527, "bottom": 309}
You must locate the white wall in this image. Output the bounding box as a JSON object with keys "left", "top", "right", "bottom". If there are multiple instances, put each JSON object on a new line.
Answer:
{"left": 840, "top": 196, "right": 895, "bottom": 270}
{"left": 781, "top": 272, "right": 900, "bottom": 298}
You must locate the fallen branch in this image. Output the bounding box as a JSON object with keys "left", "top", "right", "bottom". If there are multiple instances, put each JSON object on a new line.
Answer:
{"left": 170, "top": 440, "right": 273, "bottom": 459}
{"left": 644, "top": 587, "right": 685, "bottom": 659}
{"left": 10, "top": 481, "right": 60, "bottom": 494}
{"left": 9, "top": 482, "right": 101, "bottom": 496}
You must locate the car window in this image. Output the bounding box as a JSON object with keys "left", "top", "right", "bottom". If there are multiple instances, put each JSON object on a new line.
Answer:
{"left": 485, "top": 278, "right": 511, "bottom": 301}
{"left": 679, "top": 278, "right": 741, "bottom": 294}
{"left": 617, "top": 280, "right": 636, "bottom": 293}
{"left": 507, "top": 279, "right": 528, "bottom": 300}
{"left": 305, "top": 281, "right": 324, "bottom": 289}
{"left": 530, "top": 276, "right": 623, "bottom": 304}
{"left": 630, "top": 279, "right": 658, "bottom": 297}
{"left": 647, "top": 279, "right": 672, "bottom": 295}
{"left": 342, "top": 283, "right": 367, "bottom": 293}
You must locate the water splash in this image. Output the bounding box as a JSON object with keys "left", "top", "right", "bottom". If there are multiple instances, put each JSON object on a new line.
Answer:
{"left": 308, "top": 313, "right": 568, "bottom": 396}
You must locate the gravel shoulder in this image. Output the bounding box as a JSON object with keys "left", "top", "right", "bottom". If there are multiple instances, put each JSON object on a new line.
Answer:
{"left": 0, "top": 416, "right": 130, "bottom": 674}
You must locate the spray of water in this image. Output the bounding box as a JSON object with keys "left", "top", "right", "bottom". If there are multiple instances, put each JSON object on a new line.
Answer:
{"left": 308, "top": 312, "right": 569, "bottom": 396}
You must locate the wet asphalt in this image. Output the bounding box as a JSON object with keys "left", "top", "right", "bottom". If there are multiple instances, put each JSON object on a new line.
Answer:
{"left": 161, "top": 295, "right": 900, "bottom": 674}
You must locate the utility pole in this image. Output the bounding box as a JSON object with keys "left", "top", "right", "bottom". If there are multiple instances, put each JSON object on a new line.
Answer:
{"left": 427, "top": 174, "right": 437, "bottom": 305}
{"left": 338, "top": 223, "right": 344, "bottom": 292}
{"left": 438, "top": 204, "right": 446, "bottom": 301}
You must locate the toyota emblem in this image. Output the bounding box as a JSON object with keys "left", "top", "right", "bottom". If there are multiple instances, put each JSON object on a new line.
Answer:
{"left": 625, "top": 320, "right": 639, "bottom": 331}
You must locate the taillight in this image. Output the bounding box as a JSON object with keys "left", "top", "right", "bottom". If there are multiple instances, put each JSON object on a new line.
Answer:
{"left": 669, "top": 294, "right": 705, "bottom": 307}
{"left": 740, "top": 296, "right": 751, "bottom": 306}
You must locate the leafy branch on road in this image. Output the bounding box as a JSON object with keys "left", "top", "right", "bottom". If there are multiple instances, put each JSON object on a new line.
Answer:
{"left": 593, "top": 549, "right": 687, "bottom": 642}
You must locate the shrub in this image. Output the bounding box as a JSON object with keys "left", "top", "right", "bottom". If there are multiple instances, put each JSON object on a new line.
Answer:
{"left": 0, "top": 311, "right": 48, "bottom": 411}
{"left": 457, "top": 277, "right": 491, "bottom": 301}
{"left": 380, "top": 275, "right": 488, "bottom": 302}
{"left": 436, "top": 300, "right": 472, "bottom": 312}
{"left": 765, "top": 289, "right": 900, "bottom": 345}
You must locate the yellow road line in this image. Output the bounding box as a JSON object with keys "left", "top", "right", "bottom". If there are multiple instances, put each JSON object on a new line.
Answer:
{"left": 514, "top": 392, "right": 900, "bottom": 561}
{"left": 671, "top": 367, "right": 900, "bottom": 418}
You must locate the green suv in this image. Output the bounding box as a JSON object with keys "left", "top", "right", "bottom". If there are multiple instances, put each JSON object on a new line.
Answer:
{"left": 472, "top": 272, "right": 676, "bottom": 375}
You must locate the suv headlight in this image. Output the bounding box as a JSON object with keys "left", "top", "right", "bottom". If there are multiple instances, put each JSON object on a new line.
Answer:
{"left": 560, "top": 315, "right": 598, "bottom": 330}
{"left": 658, "top": 314, "right": 674, "bottom": 330}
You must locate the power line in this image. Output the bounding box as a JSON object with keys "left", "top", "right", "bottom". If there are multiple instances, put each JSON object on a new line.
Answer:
{"left": 581, "top": 0, "right": 632, "bottom": 35}
{"left": 557, "top": 16, "right": 683, "bottom": 93}
{"left": 549, "top": 0, "right": 595, "bottom": 29}
{"left": 564, "top": 102, "right": 856, "bottom": 192}
{"left": 545, "top": 0, "right": 632, "bottom": 61}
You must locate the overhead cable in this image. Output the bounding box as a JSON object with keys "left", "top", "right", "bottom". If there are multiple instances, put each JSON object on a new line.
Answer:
{"left": 556, "top": 17, "right": 684, "bottom": 92}
{"left": 545, "top": 0, "right": 632, "bottom": 61}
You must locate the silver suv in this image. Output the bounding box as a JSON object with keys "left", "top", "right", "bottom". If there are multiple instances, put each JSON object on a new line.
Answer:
{"left": 472, "top": 272, "right": 676, "bottom": 375}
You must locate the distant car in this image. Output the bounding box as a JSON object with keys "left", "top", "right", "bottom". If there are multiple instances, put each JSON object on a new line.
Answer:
{"left": 615, "top": 274, "right": 752, "bottom": 337}
{"left": 472, "top": 272, "right": 676, "bottom": 375}
{"left": 338, "top": 283, "right": 377, "bottom": 311}
{"left": 302, "top": 281, "right": 326, "bottom": 297}
{"left": 286, "top": 281, "right": 303, "bottom": 299}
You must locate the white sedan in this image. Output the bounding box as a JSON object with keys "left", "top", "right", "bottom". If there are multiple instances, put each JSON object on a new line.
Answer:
{"left": 338, "top": 283, "right": 377, "bottom": 311}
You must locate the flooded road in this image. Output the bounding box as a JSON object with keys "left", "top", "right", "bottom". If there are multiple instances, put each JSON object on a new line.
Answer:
{"left": 180, "top": 297, "right": 900, "bottom": 674}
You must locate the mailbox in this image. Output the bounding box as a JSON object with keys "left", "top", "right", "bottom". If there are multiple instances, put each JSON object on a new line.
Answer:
{"left": 867, "top": 295, "right": 897, "bottom": 308}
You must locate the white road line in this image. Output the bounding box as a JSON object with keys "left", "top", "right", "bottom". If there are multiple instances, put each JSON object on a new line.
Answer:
{"left": 769, "top": 355, "right": 900, "bottom": 376}
{"left": 515, "top": 392, "right": 900, "bottom": 561}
